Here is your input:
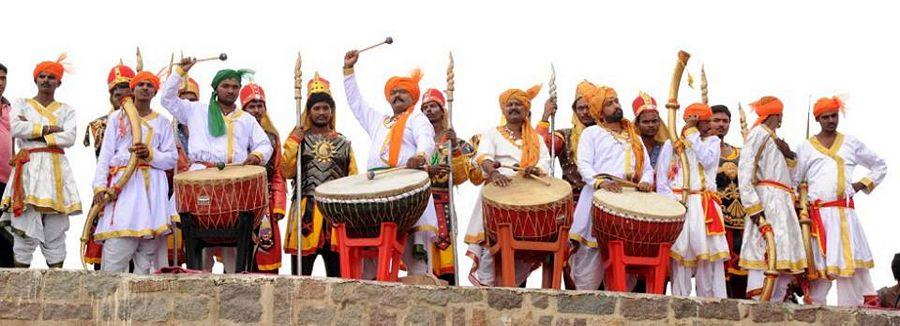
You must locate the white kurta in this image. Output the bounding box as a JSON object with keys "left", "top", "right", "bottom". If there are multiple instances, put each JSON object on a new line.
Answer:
{"left": 1, "top": 98, "right": 82, "bottom": 241}
{"left": 738, "top": 125, "right": 806, "bottom": 273}
{"left": 656, "top": 129, "right": 730, "bottom": 266}
{"left": 92, "top": 110, "right": 178, "bottom": 241}
{"left": 343, "top": 73, "right": 438, "bottom": 241}
{"left": 161, "top": 71, "right": 273, "bottom": 166}
{"left": 794, "top": 133, "right": 885, "bottom": 278}
{"left": 463, "top": 126, "right": 552, "bottom": 286}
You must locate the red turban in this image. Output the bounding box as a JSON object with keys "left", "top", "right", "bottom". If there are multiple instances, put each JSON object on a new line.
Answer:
{"left": 683, "top": 103, "right": 712, "bottom": 121}
{"left": 130, "top": 71, "right": 160, "bottom": 90}
{"left": 813, "top": 96, "right": 844, "bottom": 118}
{"left": 384, "top": 68, "right": 423, "bottom": 105}
{"left": 107, "top": 64, "right": 136, "bottom": 90}
{"left": 750, "top": 96, "right": 784, "bottom": 126}
{"left": 179, "top": 77, "right": 200, "bottom": 96}
{"left": 421, "top": 88, "right": 446, "bottom": 108}
{"left": 33, "top": 53, "right": 68, "bottom": 80}
{"left": 239, "top": 83, "right": 266, "bottom": 107}
{"left": 632, "top": 91, "right": 658, "bottom": 118}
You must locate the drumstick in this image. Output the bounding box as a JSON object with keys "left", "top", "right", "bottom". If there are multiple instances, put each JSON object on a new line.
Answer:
{"left": 174, "top": 53, "right": 228, "bottom": 65}
{"left": 500, "top": 164, "right": 552, "bottom": 186}
{"left": 597, "top": 173, "right": 640, "bottom": 188}
{"left": 358, "top": 37, "right": 394, "bottom": 54}
{"left": 366, "top": 167, "right": 404, "bottom": 180}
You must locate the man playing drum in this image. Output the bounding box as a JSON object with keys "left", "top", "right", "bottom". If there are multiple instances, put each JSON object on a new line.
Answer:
{"left": 342, "top": 50, "right": 438, "bottom": 278}
{"left": 570, "top": 85, "right": 654, "bottom": 290}
{"left": 240, "top": 82, "right": 286, "bottom": 273}
{"left": 421, "top": 88, "right": 476, "bottom": 285}
{"left": 796, "top": 96, "right": 886, "bottom": 306}
{"left": 464, "top": 84, "right": 552, "bottom": 286}
{"left": 0, "top": 54, "right": 82, "bottom": 268}
{"left": 91, "top": 71, "right": 178, "bottom": 274}
{"left": 656, "top": 103, "right": 729, "bottom": 298}
{"left": 161, "top": 58, "right": 273, "bottom": 273}
{"left": 283, "top": 73, "right": 358, "bottom": 276}
{"left": 738, "top": 96, "right": 807, "bottom": 300}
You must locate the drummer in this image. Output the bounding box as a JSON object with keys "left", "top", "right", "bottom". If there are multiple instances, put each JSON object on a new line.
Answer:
{"left": 240, "top": 82, "right": 286, "bottom": 273}
{"left": 161, "top": 58, "right": 273, "bottom": 273}
{"left": 464, "top": 84, "right": 551, "bottom": 286}
{"left": 656, "top": 103, "right": 729, "bottom": 298}
{"left": 570, "top": 85, "right": 654, "bottom": 290}
{"left": 91, "top": 71, "right": 178, "bottom": 274}
{"left": 342, "top": 50, "right": 438, "bottom": 278}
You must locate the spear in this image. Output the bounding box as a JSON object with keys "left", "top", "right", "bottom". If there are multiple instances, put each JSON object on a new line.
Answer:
{"left": 445, "top": 52, "right": 460, "bottom": 286}
{"left": 292, "top": 51, "right": 303, "bottom": 275}
{"left": 548, "top": 64, "right": 558, "bottom": 177}
{"left": 136, "top": 47, "right": 144, "bottom": 72}
{"left": 700, "top": 65, "right": 709, "bottom": 105}
{"left": 738, "top": 103, "right": 749, "bottom": 140}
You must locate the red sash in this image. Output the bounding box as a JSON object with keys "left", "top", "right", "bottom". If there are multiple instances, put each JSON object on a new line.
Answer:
{"left": 673, "top": 188, "right": 725, "bottom": 235}
{"left": 9, "top": 147, "right": 65, "bottom": 216}
{"left": 807, "top": 197, "right": 855, "bottom": 255}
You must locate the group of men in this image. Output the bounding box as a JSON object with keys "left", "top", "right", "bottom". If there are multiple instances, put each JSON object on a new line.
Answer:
{"left": 0, "top": 50, "right": 890, "bottom": 307}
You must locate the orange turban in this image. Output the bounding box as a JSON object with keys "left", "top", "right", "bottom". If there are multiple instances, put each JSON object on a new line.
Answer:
{"left": 499, "top": 84, "right": 542, "bottom": 170}
{"left": 683, "top": 103, "right": 712, "bottom": 121}
{"left": 813, "top": 96, "right": 844, "bottom": 118}
{"left": 179, "top": 77, "right": 200, "bottom": 96}
{"left": 575, "top": 80, "right": 597, "bottom": 101}
{"left": 384, "top": 68, "right": 423, "bottom": 105}
{"left": 130, "top": 71, "right": 160, "bottom": 90}
{"left": 33, "top": 53, "right": 68, "bottom": 80}
{"left": 750, "top": 96, "right": 784, "bottom": 126}
{"left": 583, "top": 86, "right": 618, "bottom": 122}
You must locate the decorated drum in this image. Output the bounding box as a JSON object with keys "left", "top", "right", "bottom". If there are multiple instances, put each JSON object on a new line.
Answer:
{"left": 591, "top": 188, "right": 685, "bottom": 257}
{"left": 482, "top": 176, "right": 573, "bottom": 245}
{"left": 174, "top": 165, "right": 268, "bottom": 242}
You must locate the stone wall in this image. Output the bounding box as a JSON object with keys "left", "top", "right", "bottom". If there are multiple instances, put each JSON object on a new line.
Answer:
{"left": 0, "top": 269, "right": 898, "bottom": 325}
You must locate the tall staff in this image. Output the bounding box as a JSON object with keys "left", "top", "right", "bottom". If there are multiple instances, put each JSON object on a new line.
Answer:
{"left": 548, "top": 64, "right": 558, "bottom": 177}
{"left": 292, "top": 51, "right": 303, "bottom": 275}
{"left": 445, "top": 52, "right": 460, "bottom": 285}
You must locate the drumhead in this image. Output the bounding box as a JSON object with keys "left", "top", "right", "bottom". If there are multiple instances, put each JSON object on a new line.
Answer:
{"left": 592, "top": 188, "right": 685, "bottom": 221}
{"left": 174, "top": 165, "right": 266, "bottom": 183}
{"left": 315, "top": 168, "right": 430, "bottom": 200}
{"left": 482, "top": 175, "right": 571, "bottom": 207}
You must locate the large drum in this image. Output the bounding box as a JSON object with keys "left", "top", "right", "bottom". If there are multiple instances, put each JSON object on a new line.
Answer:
{"left": 315, "top": 168, "right": 431, "bottom": 238}
{"left": 174, "top": 165, "right": 268, "bottom": 242}
{"left": 482, "top": 176, "right": 573, "bottom": 245}
{"left": 591, "top": 189, "right": 685, "bottom": 257}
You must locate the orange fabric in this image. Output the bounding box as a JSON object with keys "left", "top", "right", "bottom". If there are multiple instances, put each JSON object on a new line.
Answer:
{"left": 130, "top": 71, "right": 160, "bottom": 90}
{"left": 750, "top": 96, "right": 784, "bottom": 126}
{"left": 179, "top": 77, "right": 200, "bottom": 96}
{"left": 107, "top": 64, "right": 136, "bottom": 90}
{"left": 813, "top": 96, "right": 844, "bottom": 118}
{"left": 384, "top": 69, "right": 423, "bottom": 167}
{"left": 683, "top": 103, "right": 712, "bottom": 121}
{"left": 499, "top": 85, "right": 542, "bottom": 169}
{"left": 808, "top": 197, "right": 855, "bottom": 256}
{"left": 33, "top": 53, "right": 68, "bottom": 80}
{"left": 239, "top": 83, "right": 266, "bottom": 107}
{"left": 583, "top": 86, "right": 618, "bottom": 123}
{"left": 10, "top": 147, "right": 65, "bottom": 216}
{"left": 702, "top": 191, "right": 725, "bottom": 235}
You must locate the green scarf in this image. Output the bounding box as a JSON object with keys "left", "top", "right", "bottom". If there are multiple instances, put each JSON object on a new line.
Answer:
{"left": 209, "top": 69, "right": 254, "bottom": 137}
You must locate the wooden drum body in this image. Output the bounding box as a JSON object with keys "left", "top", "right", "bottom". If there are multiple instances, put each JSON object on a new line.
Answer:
{"left": 482, "top": 176, "right": 573, "bottom": 245}
{"left": 315, "top": 169, "right": 431, "bottom": 238}
{"left": 591, "top": 189, "right": 685, "bottom": 257}
{"left": 174, "top": 165, "right": 268, "bottom": 243}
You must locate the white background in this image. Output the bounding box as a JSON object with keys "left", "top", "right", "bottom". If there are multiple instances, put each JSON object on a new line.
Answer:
{"left": 3, "top": 0, "right": 898, "bottom": 304}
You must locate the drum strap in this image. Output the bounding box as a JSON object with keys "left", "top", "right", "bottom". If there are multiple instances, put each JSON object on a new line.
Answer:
{"left": 807, "top": 197, "right": 854, "bottom": 256}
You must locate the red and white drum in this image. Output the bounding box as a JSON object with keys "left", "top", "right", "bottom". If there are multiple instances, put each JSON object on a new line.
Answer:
{"left": 482, "top": 176, "right": 573, "bottom": 245}
{"left": 591, "top": 189, "right": 685, "bottom": 257}
{"left": 174, "top": 165, "right": 268, "bottom": 242}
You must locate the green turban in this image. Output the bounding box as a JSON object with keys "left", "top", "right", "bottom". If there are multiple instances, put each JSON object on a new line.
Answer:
{"left": 209, "top": 69, "right": 254, "bottom": 137}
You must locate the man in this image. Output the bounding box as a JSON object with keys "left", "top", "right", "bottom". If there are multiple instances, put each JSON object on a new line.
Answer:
{"left": 656, "top": 103, "right": 729, "bottom": 298}
{"left": 537, "top": 80, "right": 597, "bottom": 203}
{"left": 161, "top": 58, "right": 273, "bottom": 272}
{"left": 632, "top": 92, "right": 668, "bottom": 169}
{"left": 84, "top": 63, "right": 136, "bottom": 158}
{"left": 738, "top": 95, "right": 807, "bottom": 301}
{"left": 569, "top": 85, "right": 654, "bottom": 290}
{"left": 796, "top": 96, "right": 887, "bottom": 306}
{"left": 0, "top": 63, "right": 14, "bottom": 267}
{"left": 877, "top": 253, "right": 900, "bottom": 309}
{"left": 464, "top": 84, "right": 551, "bottom": 286}
{"left": 0, "top": 54, "right": 82, "bottom": 268}
{"left": 710, "top": 104, "right": 748, "bottom": 298}
{"left": 82, "top": 63, "right": 137, "bottom": 268}
{"left": 91, "top": 71, "right": 178, "bottom": 274}
{"left": 343, "top": 50, "right": 437, "bottom": 278}
{"left": 240, "top": 82, "right": 286, "bottom": 273}
{"left": 421, "top": 88, "right": 476, "bottom": 285}
{"left": 283, "top": 73, "right": 358, "bottom": 276}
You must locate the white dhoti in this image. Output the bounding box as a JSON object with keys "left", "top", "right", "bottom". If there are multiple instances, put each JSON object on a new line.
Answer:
{"left": 101, "top": 237, "right": 164, "bottom": 274}
{"left": 7, "top": 209, "right": 68, "bottom": 265}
